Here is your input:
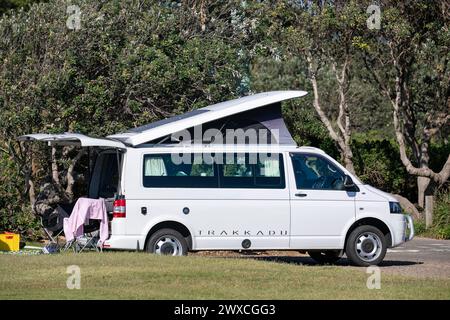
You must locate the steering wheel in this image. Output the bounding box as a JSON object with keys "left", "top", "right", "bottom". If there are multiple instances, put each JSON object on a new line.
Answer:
{"left": 312, "top": 176, "right": 326, "bottom": 189}
{"left": 331, "top": 176, "right": 344, "bottom": 190}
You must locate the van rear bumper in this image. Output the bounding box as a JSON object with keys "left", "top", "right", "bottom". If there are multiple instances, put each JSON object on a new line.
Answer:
{"left": 103, "top": 235, "right": 143, "bottom": 250}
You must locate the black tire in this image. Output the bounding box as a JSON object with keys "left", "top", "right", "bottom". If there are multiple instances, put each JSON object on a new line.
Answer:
{"left": 308, "top": 250, "right": 342, "bottom": 264}
{"left": 146, "top": 228, "right": 188, "bottom": 256}
{"left": 345, "top": 225, "right": 387, "bottom": 267}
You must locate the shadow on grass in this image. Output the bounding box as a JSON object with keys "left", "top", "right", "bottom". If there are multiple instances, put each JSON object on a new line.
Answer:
{"left": 240, "top": 255, "right": 423, "bottom": 267}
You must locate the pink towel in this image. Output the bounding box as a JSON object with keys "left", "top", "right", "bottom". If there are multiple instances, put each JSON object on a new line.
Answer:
{"left": 63, "top": 198, "right": 109, "bottom": 245}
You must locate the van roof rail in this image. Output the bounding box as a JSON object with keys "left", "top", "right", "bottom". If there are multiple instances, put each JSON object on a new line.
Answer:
{"left": 297, "top": 146, "right": 325, "bottom": 153}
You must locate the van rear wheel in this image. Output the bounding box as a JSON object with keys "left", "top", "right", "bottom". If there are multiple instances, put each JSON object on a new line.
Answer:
{"left": 146, "top": 228, "right": 188, "bottom": 256}
{"left": 345, "top": 225, "right": 387, "bottom": 266}
{"left": 308, "top": 250, "right": 341, "bottom": 264}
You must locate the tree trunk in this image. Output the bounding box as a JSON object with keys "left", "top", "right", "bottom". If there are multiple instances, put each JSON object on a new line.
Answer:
{"left": 28, "top": 179, "right": 36, "bottom": 207}
{"left": 307, "top": 54, "right": 356, "bottom": 175}
{"left": 28, "top": 155, "right": 39, "bottom": 206}
{"left": 417, "top": 176, "right": 430, "bottom": 209}
{"left": 416, "top": 139, "right": 431, "bottom": 208}
{"left": 66, "top": 149, "right": 86, "bottom": 202}
{"left": 333, "top": 58, "right": 355, "bottom": 175}
{"left": 51, "top": 146, "right": 60, "bottom": 186}
{"left": 343, "top": 148, "right": 355, "bottom": 174}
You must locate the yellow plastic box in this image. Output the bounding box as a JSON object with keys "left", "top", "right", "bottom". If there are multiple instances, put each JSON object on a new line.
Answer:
{"left": 0, "top": 233, "right": 20, "bottom": 251}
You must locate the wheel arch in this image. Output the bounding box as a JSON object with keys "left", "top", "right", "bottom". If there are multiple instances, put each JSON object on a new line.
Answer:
{"left": 144, "top": 220, "right": 193, "bottom": 251}
{"left": 344, "top": 217, "right": 393, "bottom": 248}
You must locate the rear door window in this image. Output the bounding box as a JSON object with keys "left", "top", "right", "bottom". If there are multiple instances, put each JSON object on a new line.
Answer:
{"left": 97, "top": 153, "right": 119, "bottom": 198}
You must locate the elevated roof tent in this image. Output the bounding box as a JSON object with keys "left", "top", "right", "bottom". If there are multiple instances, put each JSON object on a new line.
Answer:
{"left": 108, "top": 90, "right": 307, "bottom": 147}
{"left": 18, "top": 91, "right": 307, "bottom": 148}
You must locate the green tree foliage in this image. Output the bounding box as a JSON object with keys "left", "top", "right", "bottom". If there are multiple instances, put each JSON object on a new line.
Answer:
{"left": 0, "top": 0, "right": 45, "bottom": 15}
{"left": 352, "top": 135, "right": 414, "bottom": 197}
{"left": 252, "top": 0, "right": 448, "bottom": 228}
{"left": 249, "top": 56, "right": 337, "bottom": 157}
{"left": 360, "top": 1, "right": 450, "bottom": 213}
{"left": 0, "top": 0, "right": 448, "bottom": 238}
{"left": 0, "top": 0, "right": 251, "bottom": 235}
{"left": 0, "top": 152, "right": 39, "bottom": 234}
{"left": 0, "top": 0, "right": 249, "bottom": 140}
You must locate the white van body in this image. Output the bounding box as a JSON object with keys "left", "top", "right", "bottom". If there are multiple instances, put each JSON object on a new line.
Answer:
{"left": 20, "top": 91, "right": 414, "bottom": 266}
{"left": 103, "top": 145, "right": 412, "bottom": 248}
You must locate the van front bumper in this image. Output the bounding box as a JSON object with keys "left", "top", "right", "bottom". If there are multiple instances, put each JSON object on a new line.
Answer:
{"left": 391, "top": 214, "right": 414, "bottom": 247}
{"left": 404, "top": 214, "right": 414, "bottom": 242}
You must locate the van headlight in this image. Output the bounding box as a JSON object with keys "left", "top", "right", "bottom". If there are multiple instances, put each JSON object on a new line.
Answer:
{"left": 389, "top": 201, "right": 403, "bottom": 214}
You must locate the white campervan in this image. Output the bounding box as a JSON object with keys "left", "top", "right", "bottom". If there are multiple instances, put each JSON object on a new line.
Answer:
{"left": 20, "top": 91, "right": 414, "bottom": 266}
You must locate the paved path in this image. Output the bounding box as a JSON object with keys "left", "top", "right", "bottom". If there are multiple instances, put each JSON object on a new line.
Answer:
{"left": 380, "top": 237, "right": 450, "bottom": 279}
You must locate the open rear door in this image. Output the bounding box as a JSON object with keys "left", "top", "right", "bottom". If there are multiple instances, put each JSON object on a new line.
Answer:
{"left": 18, "top": 133, "right": 126, "bottom": 149}
{"left": 19, "top": 132, "right": 126, "bottom": 206}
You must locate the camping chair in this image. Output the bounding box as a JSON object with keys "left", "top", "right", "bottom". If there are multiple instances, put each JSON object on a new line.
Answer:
{"left": 62, "top": 217, "right": 101, "bottom": 253}
{"left": 41, "top": 203, "right": 74, "bottom": 250}
{"left": 41, "top": 203, "right": 101, "bottom": 253}
{"left": 62, "top": 197, "right": 108, "bottom": 253}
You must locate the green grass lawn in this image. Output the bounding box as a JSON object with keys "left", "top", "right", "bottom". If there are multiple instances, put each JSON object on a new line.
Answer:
{"left": 0, "top": 252, "right": 448, "bottom": 299}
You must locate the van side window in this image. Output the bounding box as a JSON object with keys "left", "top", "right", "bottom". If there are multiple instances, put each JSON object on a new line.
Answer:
{"left": 143, "top": 154, "right": 218, "bottom": 188}
{"left": 219, "top": 153, "right": 285, "bottom": 189}
{"left": 290, "top": 153, "right": 345, "bottom": 190}
{"left": 223, "top": 155, "right": 253, "bottom": 177}
{"left": 142, "top": 153, "right": 285, "bottom": 189}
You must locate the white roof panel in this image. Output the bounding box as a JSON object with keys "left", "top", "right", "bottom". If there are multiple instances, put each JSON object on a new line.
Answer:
{"left": 109, "top": 90, "right": 307, "bottom": 146}
{"left": 18, "top": 133, "right": 126, "bottom": 149}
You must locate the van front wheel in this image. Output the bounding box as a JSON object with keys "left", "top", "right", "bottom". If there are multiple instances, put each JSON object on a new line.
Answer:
{"left": 345, "top": 225, "right": 387, "bottom": 266}
{"left": 146, "top": 228, "right": 188, "bottom": 256}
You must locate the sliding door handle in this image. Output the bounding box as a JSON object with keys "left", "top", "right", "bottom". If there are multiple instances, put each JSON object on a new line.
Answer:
{"left": 295, "top": 193, "right": 307, "bottom": 197}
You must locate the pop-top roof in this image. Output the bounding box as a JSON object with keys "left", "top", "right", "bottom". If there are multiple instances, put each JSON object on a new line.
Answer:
{"left": 18, "top": 91, "right": 307, "bottom": 148}
{"left": 108, "top": 90, "right": 307, "bottom": 146}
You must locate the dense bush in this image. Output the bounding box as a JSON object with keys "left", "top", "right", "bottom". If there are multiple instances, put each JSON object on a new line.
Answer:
{"left": 0, "top": 0, "right": 249, "bottom": 140}
{"left": 0, "top": 153, "right": 40, "bottom": 238}
{"left": 429, "top": 191, "right": 450, "bottom": 239}
{"left": 0, "top": 0, "right": 251, "bottom": 236}
{"left": 0, "top": 0, "right": 45, "bottom": 15}
{"left": 413, "top": 190, "right": 450, "bottom": 239}
{"left": 352, "top": 135, "right": 415, "bottom": 198}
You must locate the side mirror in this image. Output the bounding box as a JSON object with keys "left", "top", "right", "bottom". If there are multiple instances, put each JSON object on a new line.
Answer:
{"left": 343, "top": 175, "right": 355, "bottom": 189}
